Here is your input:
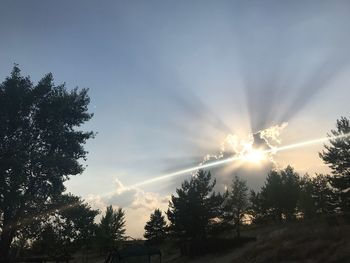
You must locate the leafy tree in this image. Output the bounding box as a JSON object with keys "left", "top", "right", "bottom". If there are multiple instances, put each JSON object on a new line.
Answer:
{"left": 222, "top": 176, "right": 249, "bottom": 238}
{"left": 53, "top": 194, "right": 99, "bottom": 249}
{"left": 166, "top": 169, "right": 218, "bottom": 240}
{"left": 144, "top": 209, "right": 167, "bottom": 243}
{"left": 30, "top": 194, "right": 99, "bottom": 256}
{"left": 319, "top": 117, "right": 350, "bottom": 213}
{"left": 97, "top": 206, "right": 126, "bottom": 251}
{"left": 0, "top": 66, "right": 94, "bottom": 260}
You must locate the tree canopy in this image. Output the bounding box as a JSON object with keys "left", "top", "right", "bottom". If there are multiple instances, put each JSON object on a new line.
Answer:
{"left": 0, "top": 66, "right": 94, "bottom": 260}
{"left": 30, "top": 194, "right": 99, "bottom": 256}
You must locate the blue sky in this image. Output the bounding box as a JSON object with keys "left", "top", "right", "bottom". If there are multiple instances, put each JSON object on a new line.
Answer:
{"left": 1, "top": 0, "right": 350, "bottom": 237}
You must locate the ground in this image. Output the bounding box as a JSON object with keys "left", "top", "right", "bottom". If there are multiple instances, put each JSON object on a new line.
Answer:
{"left": 70, "top": 219, "right": 350, "bottom": 263}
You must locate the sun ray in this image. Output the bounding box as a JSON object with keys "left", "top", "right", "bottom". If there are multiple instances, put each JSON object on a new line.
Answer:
{"left": 131, "top": 133, "right": 349, "bottom": 188}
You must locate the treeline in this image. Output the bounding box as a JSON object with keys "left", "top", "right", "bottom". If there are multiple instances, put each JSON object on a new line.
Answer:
{"left": 15, "top": 199, "right": 127, "bottom": 257}
{"left": 143, "top": 117, "right": 350, "bottom": 243}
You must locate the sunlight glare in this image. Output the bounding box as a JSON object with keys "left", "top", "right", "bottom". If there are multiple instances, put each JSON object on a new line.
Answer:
{"left": 241, "top": 148, "right": 266, "bottom": 164}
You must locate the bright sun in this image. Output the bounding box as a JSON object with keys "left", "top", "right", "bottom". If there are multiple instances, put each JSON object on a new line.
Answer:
{"left": 242, "top": 148, "right": 266, "bottom": 164}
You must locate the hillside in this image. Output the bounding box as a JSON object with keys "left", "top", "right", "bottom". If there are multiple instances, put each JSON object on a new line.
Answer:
{"left": 164, "top": 219, "right": 350, "bottom": 263}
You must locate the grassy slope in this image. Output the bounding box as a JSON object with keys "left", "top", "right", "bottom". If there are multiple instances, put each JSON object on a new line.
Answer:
{"left": 164, "top": 219, "right": 350, "bottom": 263}
{"left": 69, "top": 220, "right": 350, "bottom": 262}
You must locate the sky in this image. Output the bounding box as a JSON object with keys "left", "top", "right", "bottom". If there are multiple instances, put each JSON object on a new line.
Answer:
{"left": 1, "top": 0, "right": 350, "bottom": 238}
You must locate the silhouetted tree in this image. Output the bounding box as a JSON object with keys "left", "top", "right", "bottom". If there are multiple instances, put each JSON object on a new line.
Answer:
{"left": 144, "top": 209, "right": 167, "bottom": 243}
{"left": 298, "top": 175, "right": 317, "bottom": 218}
{"left": 0, "top": 66, "right": 94, "bottom": 260}
{"left": 312, "top": 174, "right": 334, "bottom": 214}
{"left": 166, "top": 170, "right": 218, "bottom": 240}
{"left": 253, "top": 166, "right": 300, "bottom": 222}
{"left": 280, "top": 166, "right": 301, "bottom": 220}
{"left": 97, "top": 206, "right": 126, "bottom": 251}
{"left": 54, "top": 194, "right": 99, "bottom": 249}
{"left": 222, "top": 176, "right": 249, "bottom": 238}
{"left": 319, "top": 117, "right": 350, "bottom": 213}
{"left": 260, "top": 169, "right": 284, "bottom": 221}
{"left": 30, "top": 194, "right": 98, "bottom": 256}
{"left": 249, "top": 190, "right": 267, "bottom": 224}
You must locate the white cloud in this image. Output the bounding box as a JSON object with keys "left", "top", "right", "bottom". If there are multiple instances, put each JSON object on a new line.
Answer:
{"left": 86, "top": 178, "right": 169, "bottom": 238}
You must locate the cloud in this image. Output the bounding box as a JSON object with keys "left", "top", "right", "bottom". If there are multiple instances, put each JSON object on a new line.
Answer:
{"left": 86, "top": 178, "right": 169, "bottom": 238}
{"left": 197, "top": 123, "right": 289, "bottom": 191}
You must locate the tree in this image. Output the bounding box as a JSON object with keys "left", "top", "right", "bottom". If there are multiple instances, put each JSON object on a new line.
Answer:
{"left": 222, "top": 176, "right": 249, "bottom": 238}
{"left": 311, "top": 174, "right": 334, "bottom": 215}
{"left": 166, "top": 169, "right": 218, "bottom": 240}
{"left": 298, "top": 174, "right": 317, "bottom": 218}
{"left": 0, "top": 66, "right": 94, "bottom": 260}
{"left": 30, "top": 194, "right": 99, "bottom": 256}
{"left": 249, "top": 190, "right": 266, "bottom": 224}
{"left": 97, "top": 206, "right": 126, "bottom": 251}
{"left": 319, "top": 117, "right": 350, "bottom": 213}
{"left": 144, "top": 209, "right": 167, "bottom": 243}
{"left": 260, "top": 170, "right": 284, "bottom": 221}
{"left": 280, "top": 166, "right": 301, "bottom": 220}
{"left": 252, "top": 166, "right": 300, "bottom": 222}
{"left": 52, "top": 194, "right": 99, "bottom": 249}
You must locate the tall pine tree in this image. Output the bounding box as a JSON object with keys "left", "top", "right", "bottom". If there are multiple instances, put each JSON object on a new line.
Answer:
{"left": 222, "top": 176, "right": 249, "bottom": 238}
{"left": 144, "top": 209, "right": 167, "bottom": 243}
{"left": 320, "top": 117, "right": 350, "bottom": 213}
{"left": 166, "top": 170, "right": 218, "bottom": 240}
{"left": 97, "top": 206, "right": 126, "bottom": 251}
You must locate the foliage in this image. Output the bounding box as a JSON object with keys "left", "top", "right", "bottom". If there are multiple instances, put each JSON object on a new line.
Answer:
{"left": 144, "top": 209, "right": 167, "bottom": 243}
{"left": 311, "top": 174, "right": 335, "bottom": 214}
{"left": 221, "top": 176, "right": 249, "bottom": 238}
{"left": 248, "top": 166, "right": 301, "bottom": 222}
{"left": 166, "top": 170, "right": 219, "bottom": 240}
{"left": 96, "top": 206, "right": 126, "bottom": 251}
{"left": 249, "top": 190, "right": 267, "bottom": 224}
{"left": 30, "top": 194, "right": 99, "bottom": 256}
{"left": 298, "top": 174, "right": 335, "bottom": 217}
{"left": 319, "top": 116, "right": 350, "bottom": 213}
{"left": 298, "top": 175, "right": 317, "bottom": 218}
{"left": 0, "top": 66, "right": 94, "bottom": 259}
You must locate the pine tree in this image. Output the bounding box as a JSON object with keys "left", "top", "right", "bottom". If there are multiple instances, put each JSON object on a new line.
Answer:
{"left": 312, "top": 174, "right": 335, "bottom": 215}
{"left": 252, "top": 166, "right": 300, "bottom": 222}
{"left": 222, "top": 176, "right": 249, "bottom": 238}
{"left": 298, "top": 174, "right": 317, "bottom": 218}
{"left": 144, "top": 209, "right": 167, "bottom": 243}
{"left": 319, "top": 117, "right": 350, "bottom": 213}
{"left": 97, "top": 206, "right": 126, "bottom": 251}
{"left": 166, "top": 169, "right": 218, "bottom": 240}
{"left": 249, "top": 190, "right": 266, "bottom": 224}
